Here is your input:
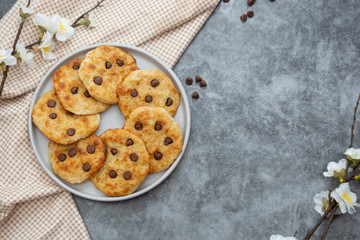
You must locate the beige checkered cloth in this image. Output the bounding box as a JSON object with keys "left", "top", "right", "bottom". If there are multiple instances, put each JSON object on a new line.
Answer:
{"left": 0, "top": 0, "right": 219, "bottom": 239}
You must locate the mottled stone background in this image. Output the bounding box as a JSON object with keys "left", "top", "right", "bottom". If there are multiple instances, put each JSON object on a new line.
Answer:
{"left": 2, "top": 0, "right": 360, "bottom": 239}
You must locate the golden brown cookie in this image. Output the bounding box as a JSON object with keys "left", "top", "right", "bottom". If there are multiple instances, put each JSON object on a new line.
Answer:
{"left": 117, "top": 69, "right": 180, "bottom": 118}
{"left": 91, "top": 129, "right": 149, "bottom": 196}
{"left": 79, "top": 45, "right": 139, "bottom": 104}
{"left": 49, "top": 134, "right": 107, "bottom": 183}
{"left": 123, "top": 106, "right": 183, "bottom": 174}
{"left": 53, "top": 58, "right": 109, "bottom": 115}
{"left": 31, "top": 90, "right": 100, "bottom": 145}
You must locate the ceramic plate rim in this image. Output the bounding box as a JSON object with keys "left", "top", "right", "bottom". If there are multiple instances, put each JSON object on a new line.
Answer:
{"left": 28, "top": 43, "right": 191, "bottom": 202}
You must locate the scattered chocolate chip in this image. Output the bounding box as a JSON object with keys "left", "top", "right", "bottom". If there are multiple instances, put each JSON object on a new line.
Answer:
{"left": 145, "top": 95, "right": 153, "bottom": 103}
{"left": 87, "top": 145, "right": 95, "bottom": 154}
{"left": 166, "top": 98, "right": 173, "bottom": 106}
{"left": 47, "top": 100, "right": 56, "bottom": 108}
{"left": 126, "top": 139, "right": 134, "bottom": 146}
{"left": 67, "top": 128, "right": 75, "bottom": 136}
{"left": 130, "top": 89, "right": 138, "bottom": 97}
{"left": 68, "top": 148, "right": 77, "bottom": 157}
{"left": 49, "top": 113, "right": 57, "bottom": 119}
{"left": 151, "top": 79, "right": 160, "bottom": 87}
{"left": 200, "top": 80, "right": 207, "bottom": 87}
{"left": 111, "top": 148, "right": 117, "bottom": 155}
{"left": 71, "top": 86, "right": 79, "bottom": 94}
{"left": 58, "top": 154, "right": 66, "bottom": 162}
{"left": 116, "top": 59, "right": 124, "bottom": 67}
{"left": 72, "top": 62, "right": 80, "bottom": 70}
{"left": 130, "top": 153, "right": 138, "bottom": 161}
{"left": 105, "top": 62, "right": 112, "bottom": 69}
{"left": 154, "top": 151, "right": 163, "bottom": 160}
{"left": 195, "top": 75, "right": 202, "bottom": 82}
{"left": 66, "top": 111, "right": 74, "bottom": 115}
{"left": 192, "top": 92, "right": 199, "bottom": 99}
{"left": 154, "top": 122, "right": 162, "bottom": 131}
{"left": 241, "top": 14, "right": 247, "bottom": 22}
{"left": 247, "top": 10, "right": 254, "bottom": 18}
{"left": 164, "top": 137, "right": 173, "bottom": 145}
{"left": 135, "top": 121, "right": 143, "bottom": 130}
{"left": 270, "top": 0, "right": 275, "bottom": 2}
{"left": 186, "top": 77, "right": 193, "bottom": 85}
{"left": 223, "top": 0, "right": 229, "bottom": 2}
{"left": 248, "top": 0, "right": 256, "bottom": 6}
{"left": 94, "top": 76, "right": 103, "bottom": 85}
{"left": 82, "top": 163, "right": 91, "bottom": 172}
{"left": 109, "top": 170, "right": 117, "bottom": 178}
{"left": 123, "top": 171, "right": 132, "bottom": 180}
{"left": 84, "top": 90, "right": 91, "bottom": 98}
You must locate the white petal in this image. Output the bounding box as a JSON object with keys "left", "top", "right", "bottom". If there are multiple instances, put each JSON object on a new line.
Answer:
{"left": 339, "top": 201, "right": 347, "bottom": 214}
{"left": 4, "top": 55, "right": 17, "bottom": 66}
{"left": 45, "top": 52, "right": 56, "bottom": 60}
{"left": 323, "top": 171, "right": 333, "bottom": 177}
{"left": 55, "top": 32, "right": 67, "bottom": 42}
{"left": 338, "top": 158, "right": 347, "bottom": 168}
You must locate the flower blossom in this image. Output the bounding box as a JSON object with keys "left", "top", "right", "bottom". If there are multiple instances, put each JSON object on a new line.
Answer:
{"left": 39, "top": 32, "right": 56, "bottom": 60}
{"left": 33, "top": 13, "right": 55, "bottom": 33}
{"left": 270, "top": 234, "right": 297, "bottom": 240}
{"left": 313, "top": 190, "right": 330, "bottom": 215}
{"left": 323, "top": 158, "right": 347, "bottom": 179}
{"left": 52, "top": 14, "right": 74, "bottom": 41}
{"left": 331, "top": 183, "right": 360, "bottom": 214}
{"left": 16, "top": 42, "right": 34, "bottom": 71}
{"left": 0, "top": 49, "right": 17, "bottom": 70}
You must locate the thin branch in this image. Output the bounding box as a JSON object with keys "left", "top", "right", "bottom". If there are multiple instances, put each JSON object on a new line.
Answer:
{"left": 25, "top": 39, "right": 41, "bottom": 49}
{"left": 71, "top": 0, "right": 105, "bottom": 27}
{"left": 320, "top": 205, "right": 338, "bottom": 240}
{"left": 0, "top": 0, "right": 31, "bottom": 96}
{"left": 349, "top": 94, "right": 360, "bottom": 148}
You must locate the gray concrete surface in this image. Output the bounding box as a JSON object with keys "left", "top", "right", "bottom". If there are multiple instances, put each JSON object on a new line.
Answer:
{"left": 2, "top": 0, "right": 360, "bottom": 239}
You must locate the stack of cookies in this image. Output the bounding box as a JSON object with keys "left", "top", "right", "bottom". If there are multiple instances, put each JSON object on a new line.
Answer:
{"left": 32, "top": 45, "right": 183, "bottom": 196}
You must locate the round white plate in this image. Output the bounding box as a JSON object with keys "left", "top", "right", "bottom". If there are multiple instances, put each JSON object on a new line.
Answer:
{"left": 28, "top": 43, "right": 190, "bottom": 201}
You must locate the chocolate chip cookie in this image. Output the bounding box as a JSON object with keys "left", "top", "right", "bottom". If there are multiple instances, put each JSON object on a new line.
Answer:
{"left": 48, "top": 133, "right": 107, "bottom": 183}
{"left": 91, "top": 129, "right": 149, "bottom": 196}
{"left": 123, "top": 106, "right": 183, "bottom": 174}
{"left": 53, "top": 58, "right": 109, "bottom": 115}
{"left": 117, "top": 69, "right": 180, "bottom": 118}
{"left": 31, "top": 90, "right": 100, "bottom": 145}
{"left": 79, "top": 45, "right": 138, "bottom": 104}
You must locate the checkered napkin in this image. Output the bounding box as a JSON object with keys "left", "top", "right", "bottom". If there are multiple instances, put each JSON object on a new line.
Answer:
{"left": 0, "top": 0, "right": 219, "bottom": 239}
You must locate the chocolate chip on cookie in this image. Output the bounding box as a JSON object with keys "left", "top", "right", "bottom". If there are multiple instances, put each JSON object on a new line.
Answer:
{"left": 116, "top": 59, "right": 124, "bottom": 67}
{"left": 130, "top": 153, "right": 138, "bottom": 161}
{"left": 154, "top": 151, "right": 163, "bottom": 160}
{"left": 84, "top": 90, "right": 91, "bottom": 98}
{"left": 94, "top": 76, "right": 103, "bottom": 85}
{"left": 67, "top": 128, "right": 75, "bottom": 136}
{"left": 164, "top": 137, "right": 173, "bottom": 145}
{"left": 49, "top": 113, "right": 57, "bottom": 119}
{"left": 109, "top": 170, "right": 117, "bottom": 178}
{"left": 87, "top": 145, "right": 95, "bottom": 154}
{"left": 126, "top": 139, "right": 134, "bottom": 146}
{"left": 111, "top": 148, "right": 117, "bottom": 155}
{"left": 145, "top": 95, "right": 153, "bottom": 103}
{"left": 71, "top": 86, "right": 79, "bottom": 94}
{"left": 166, "top": 98, "right": 173, "bottom": 106}
{"left": 72, "top": 62, "right": 80, "bottom": 70}
{"left": 135, "top": 121, "right": 143, "bottom": 130}
{"left": 47, "top": 100, "right": 56, "bottom": 108}
{"left": 130, "top": 89, "right": 138, "bottom": 97}
{"left": 105, "top": 62, "right": 112, "bottom": 69}
{"left": 68, "top": 148, "right": 77, "bottom": 157}
{"left": 151, "top": 79, "right": 160, "bottom": 87}
{"left": 123, "top": 171, "right": 132, "bottom": 180}
{"left": 82, "top": 163, "right": 91, "bottom": 172}
{"left": 58, "top": 154, "right": 67, "bottom": 162}
{"left": 154, "top": 121, "right": 162, "bottom": 131}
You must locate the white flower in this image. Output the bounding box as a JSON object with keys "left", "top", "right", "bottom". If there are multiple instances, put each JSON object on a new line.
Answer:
{"left": 0, "top": 49, "right": 17, "bottom": 66}
{"left": 33, "top": 14, "right": 55, "bottom": 33}
{"left": 331, "top": 183, "right": 360, "bottom": 214}
{"left": 39, "top": 32, "right": 56, "bottom": 60}
{"left": 16, "top": 42, "right": 34, "bottom": 71}
{"left": 270, "top": 235, "right": 297, "bottom": 240}
{"left": 52, "top": 14, "right": 74, "bottom": 42}
{"left": 313, "top": 190, "right": 329, "bottom": 215}
{"left": 345, "top": 148, "right": 360, "bottom": 161}
{"left": 323, "top": 158, "right": 347, "bottom": 179}
{"left": 87, "top": 14, "right": 96, "bottom": 28}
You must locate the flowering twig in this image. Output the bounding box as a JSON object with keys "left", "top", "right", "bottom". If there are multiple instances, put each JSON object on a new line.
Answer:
{"left": 0, "top": 0, "right": 31, "bottom": 96}
{"left": 71, "top": 0, "right": 105, "bottom": 27}
{"left": 320, "top": 205, "right": 338, "bottom": 240}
